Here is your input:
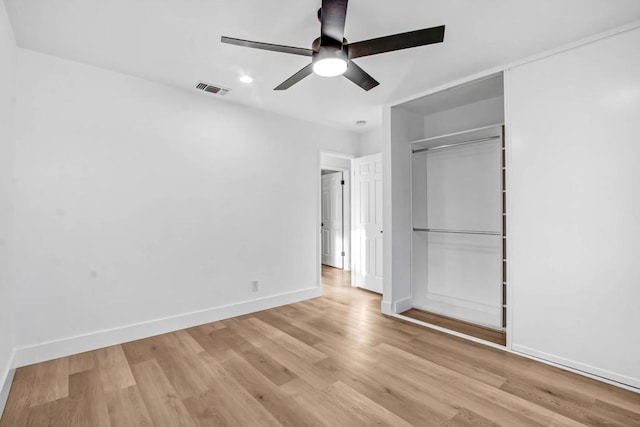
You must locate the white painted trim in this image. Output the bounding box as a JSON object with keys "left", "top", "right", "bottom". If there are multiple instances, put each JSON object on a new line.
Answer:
{"left": 392, "top": 313, "right": 640, "bottom": 393}
{"left": 380, "top": 300, "right": 393, "bottom": 315}
{"left": 503, "top": 69, "right": 514, "bottom": 352}
{"left": 14, "top": 287, "right": 321, "bottom": 368}
{"left": 394, "top": 297, "right": 413, "bottom": 314}
{"left": 512, "top": 345, "right": 640, "bottom": 391}
{"left": 317, "top": 152, "right": 322, "bottom": 288}
{"left": 320, "top": 150, "right": 355, "bottom": 160}
{"left": 0, "top": 350, "right": 16, "bottom": 419}
{"left": 385, "top": 20, "right": 640, "bottom": 109}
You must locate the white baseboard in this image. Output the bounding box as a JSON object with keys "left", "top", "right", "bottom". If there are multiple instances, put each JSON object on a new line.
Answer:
{"left": 512, "top": 345, "right": 640, "bottom": 390}
{"left": 0, "top": 350, "right": 16, "bottom": 419}
{"left": 393, "top": 297, "right": 413, "bottom": 314}
{"left": 380, "top": 300, "right": 393, "bottom": 315}
{"left": 14, "top": 287, "right": 322, "bottom": 368}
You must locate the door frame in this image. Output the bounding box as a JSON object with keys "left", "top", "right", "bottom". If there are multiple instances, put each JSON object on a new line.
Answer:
{"left": 318, "top": 152, "right": 354, "bottom": 287}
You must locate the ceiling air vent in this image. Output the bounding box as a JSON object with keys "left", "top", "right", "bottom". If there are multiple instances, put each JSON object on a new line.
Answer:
{"left": 195, "top": 81, "right": 230, "bottom": 96}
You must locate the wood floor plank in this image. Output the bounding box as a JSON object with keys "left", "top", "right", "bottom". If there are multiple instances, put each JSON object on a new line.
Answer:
{"left": 130, "top": 359, "right": 196, "bottom": 427}
{"left": 391, "top": 337, "right": 509, "bottom": 387}
{"left": 499, "top": 376, "right": 632, "bottom": 426}
{"left": 312, "top": 344, "right": 463, "bottom": 425}
{"left": 121, "top": 335, "right": 167, "bottom": 365}
{"left": 2, "top": 266, "right": 639, "bottom": 427}
{"left": 239, "top": 347, "right": 298, "bottom": 386}
{"left": 243, "top": 317, "right": 327, "bottom": 363}
{"left": 155, "top": 353, "right": 212, "bottom": 400}
{"left": 24, "top": 398, "right": 69, "bottom": 427}
{"left": 105, "top": 385, "right": 153, "bottom": 427}
{"left": 186, "top": 324, "right": 254, "bottom": 363}
{"left": 29, "top": 358, "right": 69, "bottom": 408}
{"left": 68, "top": 351, "right": 97, "bottom": 375}
{"left": 171, "top": 330, "right": 206, "bottom": 355}
{"left": 96, "top": 346, "right": 136, "bottom": 394}
{"left": 321, "top": 381, "right": 414, "bottom": 427}
{"left": 220, "top": 317, "right": 273, "bottom": 348}
{"left": 258, "top": 342, "right": 337, "bottom": 391}
{"left": 445, "top": 408, "right": 501, "bottom": 427}
{"left": 282, "top": 377, "right": 365, "bottom": 426}
{"left": 193, "top": 351, "right": 283, "bottom": 426}
{"left": 373, "top": 343, "right": 585, "bottom": 426}
{"left": 252, "top": 310, "right": 324, "bottom": 346}
{"left": 220, "top": 350, "right": 324, "bottom": 426}
{"left": 67, "top": 369, "right": 111, "bottom": 427}
{"left": 0, "top": 367, "right": 37, "bottom": 426}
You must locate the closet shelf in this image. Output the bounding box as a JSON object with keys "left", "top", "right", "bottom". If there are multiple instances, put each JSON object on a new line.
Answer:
{"left": 410, "top": 124, "right": 504, "bottom": 153}
{"left": 413, "top": 227, "right": 501, "bottom": 236}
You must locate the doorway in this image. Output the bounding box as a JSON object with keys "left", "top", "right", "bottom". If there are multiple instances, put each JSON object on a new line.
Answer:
{"left": 319, "top": 153, "right": 352, "bottom": 278}
{"left": 321, "top": 170, "right": 344, "bottom": 269}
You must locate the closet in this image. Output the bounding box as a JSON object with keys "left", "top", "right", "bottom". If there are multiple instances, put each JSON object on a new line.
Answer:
{"left": 395, "top": 73, "right": 506, "bottom": 345}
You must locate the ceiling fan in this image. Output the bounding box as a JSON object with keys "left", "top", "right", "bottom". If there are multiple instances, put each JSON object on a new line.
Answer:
{"left": 221, "top": 0, "right": 445, "bottom": 91}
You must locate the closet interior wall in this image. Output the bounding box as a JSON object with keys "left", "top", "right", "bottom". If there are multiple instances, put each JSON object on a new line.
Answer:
{"left": 400, "top": 73, "right": 507, "bottom": 339}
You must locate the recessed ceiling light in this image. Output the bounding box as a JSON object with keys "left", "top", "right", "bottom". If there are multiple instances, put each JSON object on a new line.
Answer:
{"left": 239, "top": 75, "right": 254, "bottom": 84}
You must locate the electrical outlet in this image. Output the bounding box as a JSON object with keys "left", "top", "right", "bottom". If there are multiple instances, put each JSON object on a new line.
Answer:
{"left": 251, "top": 280, "right": 259, "bottom": 292}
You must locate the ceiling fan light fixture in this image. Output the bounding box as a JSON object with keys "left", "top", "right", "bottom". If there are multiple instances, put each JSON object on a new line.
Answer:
{"left": 221, "top": 0, "right": 445, "bottom": 90}
{"left": 313, "top": 57, "right": 347, "bottom": 77}
{"left": 312, "top": 46, "right": 348, "bottom": 77}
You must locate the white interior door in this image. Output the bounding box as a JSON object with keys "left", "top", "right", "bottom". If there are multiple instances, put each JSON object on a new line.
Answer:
{"left": 353, "top": 154, "right": 383, "bottom": 293}
{"left": 321, "top": 171, "right": 343, "bottom": 268}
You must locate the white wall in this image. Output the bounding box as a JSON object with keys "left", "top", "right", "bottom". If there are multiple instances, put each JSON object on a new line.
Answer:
{"left": 508, "top": 26, "right": 640, "bottom": 388}
{"left": 358, "top": 128, "right": 383, "bottom": 157}
{"left": 382, "top": 107, "right": 423, "bottom": 314}
{"left": 0, "top": 0, "right": 16, "bottom": 410}
{"left": 13, "top": 49, "right": 359, "bottom": 364}
{"left": 423, "top": 97, "right": 504, "bottom": 139}
{"left": 320, "top": 153, "right": 351, "bottom": 170}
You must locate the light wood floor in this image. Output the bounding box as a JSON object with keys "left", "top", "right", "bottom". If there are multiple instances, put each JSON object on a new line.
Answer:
{"left": 401, "top": 307, "right": 507, "bottom": 346}
{"left": 1, "top": 266, "right": 639, "bottom": 426}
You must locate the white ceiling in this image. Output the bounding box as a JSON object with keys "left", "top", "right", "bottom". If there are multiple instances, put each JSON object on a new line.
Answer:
{"left": 5, "top": 0, "right": 640, "bottom": 131}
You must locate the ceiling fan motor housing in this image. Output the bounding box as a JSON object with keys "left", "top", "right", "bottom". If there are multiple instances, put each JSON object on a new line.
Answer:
{"left": 313, "top": 43, "right": 348, "bottom": 65}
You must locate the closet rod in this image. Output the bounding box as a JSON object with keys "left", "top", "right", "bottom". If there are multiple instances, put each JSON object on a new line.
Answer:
{"left": 411, "top": 135, "right": 500, "bottom": 154}
{"left": 413, "top": 227, "right": 501, "bottom": 236}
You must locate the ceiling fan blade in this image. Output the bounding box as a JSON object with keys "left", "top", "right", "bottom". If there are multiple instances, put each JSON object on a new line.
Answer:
{"left": 221, "top": 36, "right": 313, "bottom": 57}
{"left": 343, "top": 61, "right": 379, "bottom": 91}
{"left": 274, "top": 63, "right": 314, "bottom": 90}
{"left": 347, "top": 25, "right": 445, "bottom": 59}
{"left": 320, "top": 0, "right": 349, "bottom": 43}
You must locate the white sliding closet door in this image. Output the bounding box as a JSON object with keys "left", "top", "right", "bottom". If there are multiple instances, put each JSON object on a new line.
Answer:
{"left": 412, "top": 138, "right": 502, "bottom": 328}
{"left": 353, "top": 153, "right": 383, "bottom": 293}
{"left": 509, "top": 27, "right": 640, "bottom": 387}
